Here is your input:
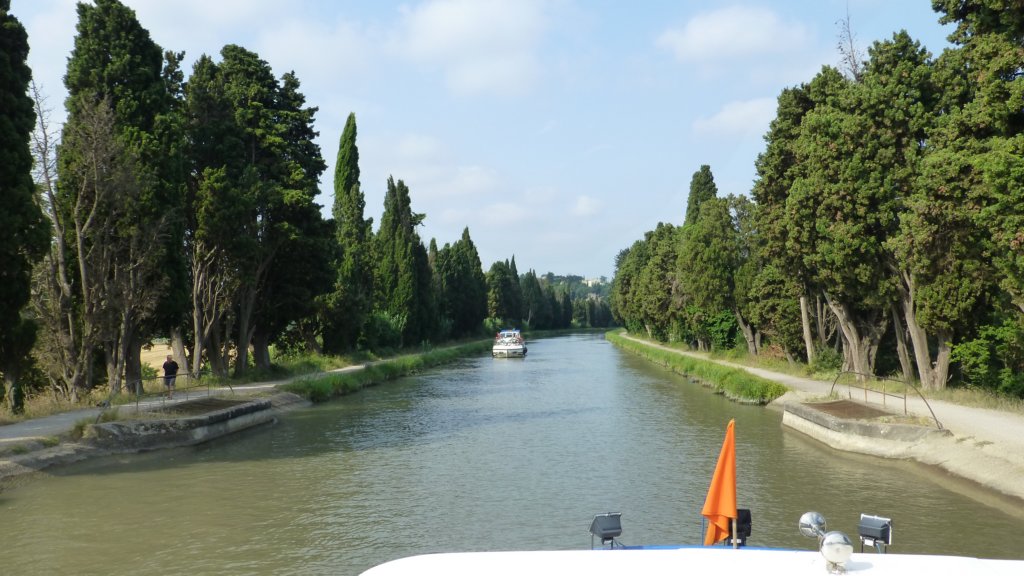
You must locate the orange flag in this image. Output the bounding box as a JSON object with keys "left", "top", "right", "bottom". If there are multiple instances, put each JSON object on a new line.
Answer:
{"left": 701, "top": 419, "right": 737, "bottom": 546}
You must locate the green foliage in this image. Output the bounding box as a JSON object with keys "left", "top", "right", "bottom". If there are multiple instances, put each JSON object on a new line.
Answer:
{"left": 0, "top": 1, "right": 48, "bottom": 409}
{"left": 520, "top": 270, "right": 544, "bottom": 328}
{"left": 363, "top": 310, "right": 407, "bottom": 352}
{"left": 933, "top": 0, "right": 1024, "bottom": 45}
{"left": 434, "top": 228, "right": 488, "bottom": 338}
{"left": 684, "top": 164, "right": 718, "bottom": 226}
{"left": 605, "top": 331, "right": 788, "bottom": 404}
{"left": 748, "top": 265, "right": 804, "bottom": 357}
{"left": 637, "top": 223, "right": 680, "bottom": 340}
{"left": 679, "top": 196, "right": 737, "bottom": 343}
{"left": 952, "top": 317, "right": 1024, "bottom": 395}
{"left": 182, "top": 44, "right": 329, "bottom": 375}
{"left": 705, "top": 310, "right": 737, "bottom": 351}
{"left": 487, "top": 259, "right": 523, "bottom": 323}
{"left": 810, "top": 347, "right": 843, "bottom": 375}
{"left": 374, "top": 177, "right": 435, "bottom": 346}
{"left": 324, "top": 112, "right": 373, "bottom": 353}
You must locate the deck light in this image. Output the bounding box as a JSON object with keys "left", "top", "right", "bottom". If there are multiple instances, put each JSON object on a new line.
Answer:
{"left": 727, "top": 509, "right": 752, "bottom": 546}
{"left": 857, "top": 514, "right": 892, "bottom": 553}
{"left": 589, "top": 513, "right": 622, "bottom": 549}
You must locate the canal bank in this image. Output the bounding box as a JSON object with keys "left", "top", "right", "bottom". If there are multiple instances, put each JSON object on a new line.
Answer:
{"left": 0, "top": 390, "right": 309, "bottom": 488}
{"left": 615, "top": 333, "right": 1024, "bottom": 505}
{"left": 0, "top": 341, "right": 491, "bottom": 488}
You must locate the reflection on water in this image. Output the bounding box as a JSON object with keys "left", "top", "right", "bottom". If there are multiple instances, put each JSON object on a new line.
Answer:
{"left": 1, "top": 334, "right": 1023, "bottom": 575}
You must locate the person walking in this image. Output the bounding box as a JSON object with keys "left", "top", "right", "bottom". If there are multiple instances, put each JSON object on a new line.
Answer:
{"left": 163, "top": 355, "right": 179, "bottom": 399}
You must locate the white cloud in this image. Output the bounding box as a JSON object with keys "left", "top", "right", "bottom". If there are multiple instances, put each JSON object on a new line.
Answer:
{"left": 693, "top": 97, "right": 777, "bottom": 137}
{"left": 392, "top": 0, "right": 548, "bottom": 96}
{"left": 657, "top": 6, "right": 811, "bottom": 63}
{"left": 480, "top": 202, "right": 531, "bottom": 226}
{"left": 132, "top": 0, "right": 278, "bottom": 28}
{"left": 396, "top": 133, "right": 446, "bottom": 160}
{"left": 450, "top": 165, "right": 498, "bottom": 196}
{"left": 255, "top": 19, "right": 374, "bottom": 90}
{"left": 572, "top": 195, "right": 602, "bottom": 217}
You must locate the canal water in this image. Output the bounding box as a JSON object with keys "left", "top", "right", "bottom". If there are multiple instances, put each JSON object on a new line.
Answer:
{"left": 2, "top": 334, "right": 1023, "bottom": 575}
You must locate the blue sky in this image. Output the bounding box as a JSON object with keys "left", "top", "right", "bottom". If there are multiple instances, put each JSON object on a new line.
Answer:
{"left": 12, "top": 0, "right": 955, "bottom": 279}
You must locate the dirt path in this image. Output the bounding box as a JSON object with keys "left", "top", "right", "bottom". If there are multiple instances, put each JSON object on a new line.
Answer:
{"left": 619, "top": 334, "right": 1024, "bottom": 504}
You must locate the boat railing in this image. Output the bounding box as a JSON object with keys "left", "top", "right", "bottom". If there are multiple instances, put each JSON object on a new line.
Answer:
{"left": 829, "top": 371, "right": 943, "bottom": 430}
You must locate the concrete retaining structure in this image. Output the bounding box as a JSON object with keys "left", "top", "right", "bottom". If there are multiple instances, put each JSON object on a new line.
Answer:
{"left": 782, "top": 401, "right": 951, "bottom": 459}
{"left": 87, "top": 398, "right": 275, "bottom": 450}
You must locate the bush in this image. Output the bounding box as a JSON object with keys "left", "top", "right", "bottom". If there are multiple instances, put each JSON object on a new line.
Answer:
{"left": 952, "top": 319, "right": 1024, "bottom": 398}
{"left": 810, "top": 347, "right": 843, "bottom": 375}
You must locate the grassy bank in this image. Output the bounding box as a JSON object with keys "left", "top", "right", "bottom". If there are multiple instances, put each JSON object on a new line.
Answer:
{"left": 605, "top": 330, "right": 788, "bottom": 404}
{"left": 281, "top": 340, "right": 492, "bottom": 402}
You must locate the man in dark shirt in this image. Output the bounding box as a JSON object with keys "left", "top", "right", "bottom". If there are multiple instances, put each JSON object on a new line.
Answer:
{"left": 163, "top": 355, "right": 179, "bottom": 399}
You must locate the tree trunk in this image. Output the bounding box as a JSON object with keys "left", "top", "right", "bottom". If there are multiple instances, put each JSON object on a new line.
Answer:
{"left": 734, "top": 309, "right": 758, "bottom": 355}
{"left": 800, "top": 294, "right": 816, "bottom": 365}
{"left": 252, "top": 329, "right": 271, "bottom": 370}
{"left": 815, "top": 295, "right": 830, "bottom": 347}
{"left": 207, "top": 327, "right": 227, "bottom": 378}
{"left": 934, "top": 336, "right": 952, "bottom": 390}
{"left": 171, "top": 326, "right": 190, "bottom": 377}
{"left": 125, "top": 331, "right": 143, "bottom": 395}
{"left": 2, "top": 371, "right": 21, "bottom": 414}
{"left": 899, "top": 278, "right": 951, "bottom": 391}
{"left": 825, "top": 293, "right": 886, "bottom": 381}
{"left": 104, "top": 341, "right": 121, "bottom": 395}
{"left": 234, "top": 286, "right": 258, "bottom": 377}
{"left": 890, "top": 303, "right": 914, "bottom": 385}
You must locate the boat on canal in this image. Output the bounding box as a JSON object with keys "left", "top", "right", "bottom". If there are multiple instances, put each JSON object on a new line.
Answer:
{"left": 492, "top": 329, "right": 527, "bottom": 358}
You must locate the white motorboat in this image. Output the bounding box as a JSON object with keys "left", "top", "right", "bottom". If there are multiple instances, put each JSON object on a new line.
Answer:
{"left": 492, "top": 329, "right": 527, "bottom": 358}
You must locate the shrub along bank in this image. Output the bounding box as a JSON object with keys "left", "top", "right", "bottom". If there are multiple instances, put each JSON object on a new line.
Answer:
{"left": 281, "top": 340, "right": 493, "bottom": 402}
{"left": 605, "top": 331, "right": 788, "bottom": 404}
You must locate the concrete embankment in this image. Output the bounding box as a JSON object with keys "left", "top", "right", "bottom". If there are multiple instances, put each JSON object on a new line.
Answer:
{"left": 0, "top": 392, "right": 309, "bottom": 488}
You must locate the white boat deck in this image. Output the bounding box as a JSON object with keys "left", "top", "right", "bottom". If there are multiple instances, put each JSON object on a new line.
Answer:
{"left": 361, "top": 547, "right": 1024, "bottom": 575}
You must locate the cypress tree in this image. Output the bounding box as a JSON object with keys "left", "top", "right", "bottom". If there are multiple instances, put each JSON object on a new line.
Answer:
{"left": 325, "top": 112, "right": 373, "bottom": 352}
{"left": 683, "top": 165, "right": 718, "bottom": 226}
{"left": 374, "top": 176, "right": 429, "bottom": 346}
{"left": 0, "top": 1, "right": 48, "bottom": 410}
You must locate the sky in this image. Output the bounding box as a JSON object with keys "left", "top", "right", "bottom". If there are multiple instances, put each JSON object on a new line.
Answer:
{"left": 11, "top": 0, "right": 957, "bottom": 280}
